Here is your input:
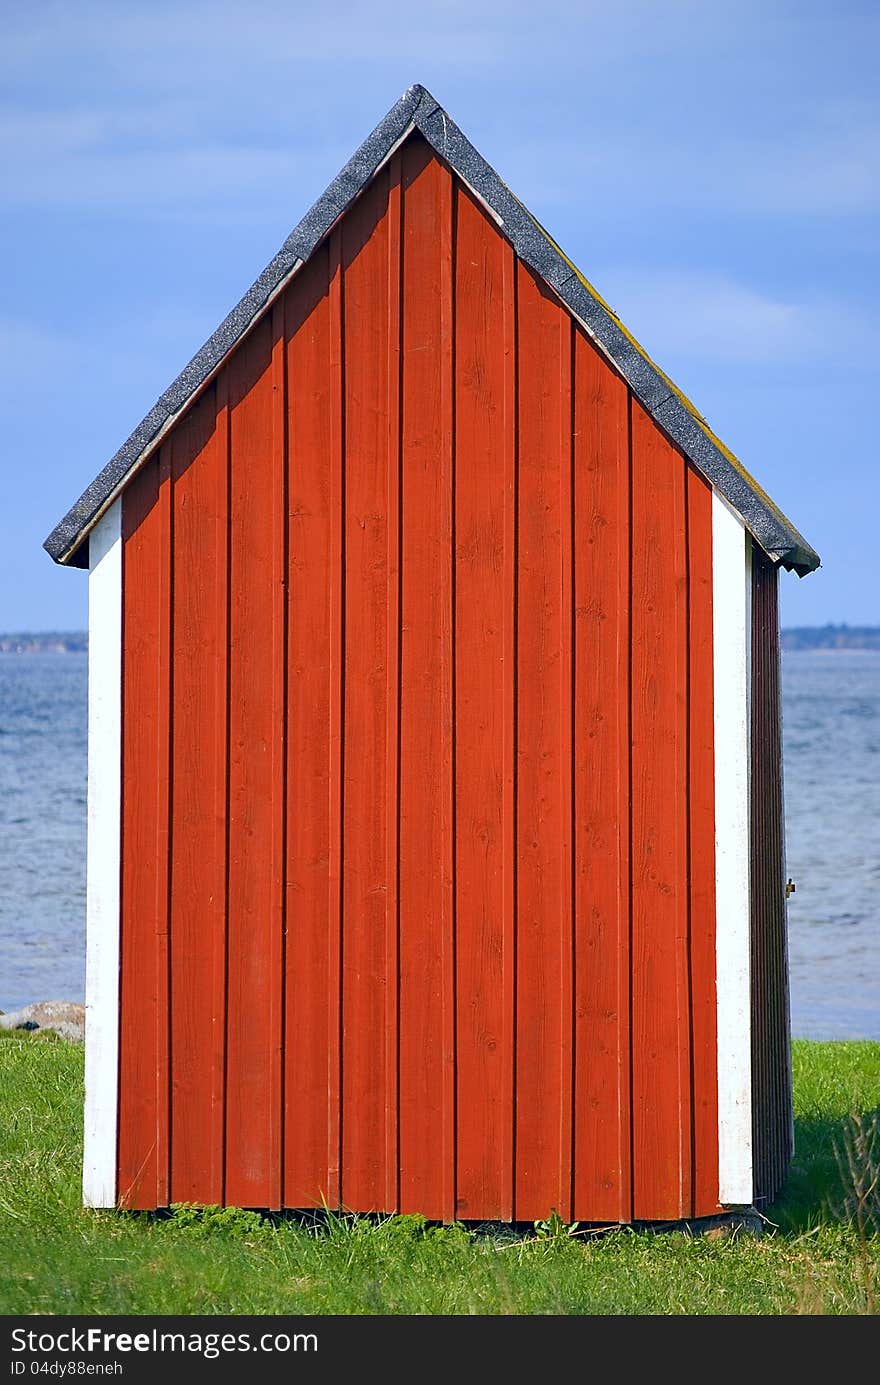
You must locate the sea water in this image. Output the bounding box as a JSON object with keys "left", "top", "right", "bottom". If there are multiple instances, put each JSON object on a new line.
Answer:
{"left": 0, "top": 653, "right": 87, "bottom": 1013}
{"left": 781, "top": 650, "right": 879, "bottom": 1040}
{"left": 0, "top": 648, "right": 877, "bottom": 1038}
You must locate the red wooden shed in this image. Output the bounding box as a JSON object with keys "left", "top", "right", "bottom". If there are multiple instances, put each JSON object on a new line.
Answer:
{"left": 46, "top": 85, "right": 819, "bottom": 1226}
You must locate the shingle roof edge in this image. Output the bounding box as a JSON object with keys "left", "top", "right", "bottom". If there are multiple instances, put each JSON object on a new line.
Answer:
{"left": 44, "top": 83, "right": 819, "bottom": 575}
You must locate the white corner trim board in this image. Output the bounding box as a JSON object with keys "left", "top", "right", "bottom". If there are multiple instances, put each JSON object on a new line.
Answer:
{"left": 712, "top": 493, "right": 753, "bottom": 1206}
{"left": 83, "top": 499, "right": 122, "bottom": 1209}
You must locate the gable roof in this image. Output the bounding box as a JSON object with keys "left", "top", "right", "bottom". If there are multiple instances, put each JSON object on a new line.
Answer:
{"left": 45, "top": 84, "right": 819, "bottom": 575}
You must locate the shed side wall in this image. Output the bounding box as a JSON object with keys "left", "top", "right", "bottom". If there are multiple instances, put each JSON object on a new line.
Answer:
{"left": 750, "top": 547, "right": 794, "bottom": 1205}
{"left": 116, "top": 135, "right": 720, "bottom": 1221}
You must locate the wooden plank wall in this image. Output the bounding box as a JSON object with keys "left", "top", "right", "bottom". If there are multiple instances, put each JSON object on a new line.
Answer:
{"left": 750, "top": 548, "right": 794, "bottom": 1206}
{"left": 118, "top": 134, "right": 721, "bottom": 1222}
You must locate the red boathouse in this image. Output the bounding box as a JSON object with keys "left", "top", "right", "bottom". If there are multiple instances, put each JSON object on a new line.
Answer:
{"left": 45, "top": 85, "right": 819, "bottom": 1225}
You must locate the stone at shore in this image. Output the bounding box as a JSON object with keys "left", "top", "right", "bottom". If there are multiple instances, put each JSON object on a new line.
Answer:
{"left": 0, "top": 1000, "right": 85, "bottom": 1042}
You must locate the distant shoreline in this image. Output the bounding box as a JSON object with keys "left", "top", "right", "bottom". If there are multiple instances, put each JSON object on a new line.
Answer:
{"left": 2, "top": 625, "right": 878, "bottom": 654}
{"left": 0, "top": 633, "right": 87, "bottom": 654}
{"left": 780, "top": 626, "right": 880, "bottom": 651}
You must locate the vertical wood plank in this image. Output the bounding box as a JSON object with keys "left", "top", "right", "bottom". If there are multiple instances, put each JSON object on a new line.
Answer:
{"left": 214, "top": 378, "right": 231, "bottom": 1211}
{"left": 167, "top": 391, "right": 228, "bottom": 1205}
{"left": 83, "top": 501, "right": 122, "bottom": 1209}
{"left": 514, "top": 261, "right": 571, "bottom": 1223}
{"left": 630, "top": 400, "right": 692, "bottom": 1220}
{"left": 750, "top": 555, "right": 767, "bottom": 1202}
{"left": 763, "top": 561, "right": 777, "bottom": 1196}
{"left": 284, "top": 247, "right": 335, "bottom": 1209}
{"left": 326, "top": 230, "right": 345, "bottom": 1210}
{"left": 398, "top": 138, "right": 455, "bottom": 1218}
{"left": 773, "top": 561, "right": 793, "bottom": 1192}
{"left": 773, "top": 561, "right": 794, "bottom": 1194}
{"left": 155, "top": 450, "right": 173, "bottom": 1209}
{"left": 501, "top": 242, "right": 517, "bottom": 1226}
{"left": 452, "top": 186, "right": 513, "bottom": 1220}
{"left": 765, "top": 553, "right": 783, "bottom": 1198}
{"left": 674, "top": 465, "right": 693, "bottom": 1214}
{"left": 269, "top": 303, "right": 287, "bottom": 1211}
{"left": 225, "top": 317, "right": 278, "bottom": 1208}
{"left": 750, "top": 551, "right": 792, "bottom": 1207}
{"left": 440, "top": 162, "right": 456, "bottom": 1229}
{"left": 340, "top": 167, "right": 392, "bottom": 1212}
{"left": 751, "top": 556, "right": 765, "bottom": 1201}
{"left": 385, "top": 156, "right": 403, "bottom": 1215}
{"left": 82, "top": 504, "right": 121, "bottom": 1207}
{"left": 118, "top": 467, "right": 162, "bottom": 1209}
{"left": 687, "top": 466, "right": 720, "bottom": 1215}
{"left": 557, "top": 323, "right": 575, "bottom": 1226}
{"left": 559, "top": 321, "right": 573, "bottom": 1224}
{"left": 713, "top": 496, "right": 753, "bottom": 1205}
{"left": 571, "top": 333, "right": 632, "bottom": 1223}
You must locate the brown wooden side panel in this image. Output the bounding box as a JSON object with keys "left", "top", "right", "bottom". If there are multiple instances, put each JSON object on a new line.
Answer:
{"left": 119, "top": 457, "right": 166, "bottom": 1209}
{"left": 167, "top": 390, "right": 228, "bottom": 1205}
{"left": 571, "top": 334, "right": 632, "bottom": 1223}
{"left": 225, "top": 316, "right": 284, "bottom": 1209}
{"left": 514, "top": 264, "right": 573, "bottom": 1223}
{"left": 751, "top": 548, "right": 793, "bottom": 1206}
{"left": 339, "top": 164, "right": 396, "bottom": 1212}
{"left": 630, "top": 401, "right": 692, "bottom": 1220}
{"left": 398, "top": 140, "right": 455, "bottom": 1219}
{"left": 687, "top": 467, "right": 721, "bottom": 1216}
{"left": 283, "top": 246, "right": 335, "bottom": 1209}
{"left": 452, "top": 185, "right": 516, "bottom": 1221}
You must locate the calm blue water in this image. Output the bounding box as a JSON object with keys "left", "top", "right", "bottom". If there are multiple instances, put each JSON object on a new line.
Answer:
{"left": 0, "top": 653, "right": 87, "bottom": 1012}
{"left": 0, "top": 648, "right": 877, "bottom": 1038}
{"left": 781, "top": 650, "right": 879, "bottom": 1040}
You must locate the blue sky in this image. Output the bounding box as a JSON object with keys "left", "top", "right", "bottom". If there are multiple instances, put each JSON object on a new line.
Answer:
{"left": 2, "top": 0, "right": 878, "bottom": 630}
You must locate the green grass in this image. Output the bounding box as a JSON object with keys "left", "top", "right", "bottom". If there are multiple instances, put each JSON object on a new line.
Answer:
{"left": 0, "top": 1037, "right": 877, "bottom": 1314}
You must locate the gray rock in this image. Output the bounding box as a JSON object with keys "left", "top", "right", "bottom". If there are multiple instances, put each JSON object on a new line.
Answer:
{"left": 0, "top": 1000, "right": 85, "bottom": 1042}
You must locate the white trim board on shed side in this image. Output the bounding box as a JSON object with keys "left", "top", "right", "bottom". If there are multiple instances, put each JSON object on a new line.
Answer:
{"left": 712, "top": 492, "right": 754, "bottom": 1206}
{"left": 83, "top": 500, "right": 122, "bottom": 1209}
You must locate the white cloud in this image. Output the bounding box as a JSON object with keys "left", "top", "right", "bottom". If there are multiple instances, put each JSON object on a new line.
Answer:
{"left": 2, "top": 2, "right": 877, "bottom": 225}
{"left": 587, "top": 268, "right": 877, "bottom": 365}
{"left": 0, "top": 310, "right": 212, "bottom": 413}
{"left": 2, "top": 140, "right": 328, "bottom": 213}
{"left": 1, "top": 1, "right": 504, "bottom": 76}
{"left": 504, "top": 110, "right": 880, "bottom": 219}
